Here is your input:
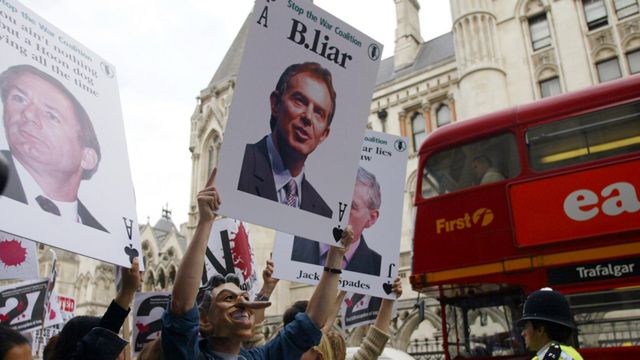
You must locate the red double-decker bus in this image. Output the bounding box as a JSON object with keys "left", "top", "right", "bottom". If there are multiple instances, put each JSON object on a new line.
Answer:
{"left": 410, "top": 75, "right": 640, "bottom": 359}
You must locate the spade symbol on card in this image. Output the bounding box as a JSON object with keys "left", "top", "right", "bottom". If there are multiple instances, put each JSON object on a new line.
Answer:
{"left": 332, "top": 226, "right": 343, "bottom": 242}
{"left": 124, "top": 244, "right": 139, "bottom": 264}
{"left": 382, "top": 282, "right": 393, "bottom": 295}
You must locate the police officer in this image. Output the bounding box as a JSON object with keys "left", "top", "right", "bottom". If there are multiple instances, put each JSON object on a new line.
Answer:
{"left": 518, "top": 287, "right": 583, "bottom": 360}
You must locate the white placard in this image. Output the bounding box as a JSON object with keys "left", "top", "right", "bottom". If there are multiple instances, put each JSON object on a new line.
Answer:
{"left": 273, "top": 131, "right": 408, "bottom": 298}
{"left": 0, "top": 232, "right": 38, "bottom": 280}
{"left": 202, "top": 218, "right": 258, "bottom": 299}
{"left": 0, "top": 0, "right": 141, "bottom": 268}
{"left": 216, "top": 0, "right": 382, "bottom": 246}
{"left": 340, "top": 293, "right": 397, "bottom": 330}
{"left": 0, "top": 278, "right": 48, "bottom": 332}
{"left": 132, "top": 291, "right": 171, "bottom": 357}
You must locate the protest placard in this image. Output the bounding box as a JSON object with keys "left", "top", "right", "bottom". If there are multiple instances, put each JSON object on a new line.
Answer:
{"left": 340, "top": 292, "right": 398, "bottom": 330}
{"left": 273, "top": 131, "right": 408, "bottom": 298}
{"left": 216, "top": 0, "right": 382, "bottom": 246}
{"left": 0, "top": 278, "right": 48, "bottom": 332}
{"left": 201, "top": 218, "right": 258, "bottom": 299}
{"left": 0, "top": 231, "right": 38, "bottom": 280}
{"left": 31, "top": 292, "right": 76, "bottom": 357}
{"left": 0, "top": 0, "right": 141, "bottom": 268}
{"left": 132, "top": 291, "right": 171, "bottom": 356}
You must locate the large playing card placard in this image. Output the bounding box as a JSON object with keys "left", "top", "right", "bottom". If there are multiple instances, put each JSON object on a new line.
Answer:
{"left": 273, "top": 131, "right": 408, "bottom": 299}
{"left": 216, "top": 0, "right": 382, "bottom": 246}
{"left": 0, "top": 0, "right": 141, "bottom": 268}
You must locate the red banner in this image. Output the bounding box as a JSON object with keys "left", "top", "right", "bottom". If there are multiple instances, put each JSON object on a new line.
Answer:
{"left": 510, "top": 160, "right": 640, "bottom": 247}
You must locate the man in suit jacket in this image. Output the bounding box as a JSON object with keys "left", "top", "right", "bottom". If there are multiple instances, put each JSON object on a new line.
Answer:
{"left": 0, "top": 64, "right": 107, "bottom": 232}
{"left": 238, "top": 62, "right": 335, "bottom": 218}
{"left": 291, "top": 166, "right": 382, "bottom": 276}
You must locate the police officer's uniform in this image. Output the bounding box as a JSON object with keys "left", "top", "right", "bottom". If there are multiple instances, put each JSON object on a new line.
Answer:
{"left": 532, "top": 342, "right": 583, "bottom": 360}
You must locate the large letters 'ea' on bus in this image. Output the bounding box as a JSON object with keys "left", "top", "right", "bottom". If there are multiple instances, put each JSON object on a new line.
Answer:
{"left": 564, "top": 181, "right": 640, "bottom": 221}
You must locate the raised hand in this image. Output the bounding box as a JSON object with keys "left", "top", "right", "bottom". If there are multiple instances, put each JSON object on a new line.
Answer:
{"left": 326, "top": 225, "right": 354, "bottom": 268}
{"left": 261, "top": 258, "right": 279, "bottom": 295}
{"left": 116, "top": 257, "right": 142, "bottom": 310}
{"left": 391, "top": 277, "right": 402, "bottom": 298}
{"left": 197, "top": 168, "right": 220, "bottom": 223}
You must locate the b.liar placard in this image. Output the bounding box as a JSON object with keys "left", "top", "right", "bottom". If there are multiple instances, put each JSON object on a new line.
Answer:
{"left": 215, "top": 0, "right": 382, "bottom": 247}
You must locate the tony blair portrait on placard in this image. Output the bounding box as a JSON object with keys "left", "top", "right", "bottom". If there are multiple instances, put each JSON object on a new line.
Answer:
{"left": 0, "top": 64, "right": 107, "bottom": 232}
{"left": 237, "top": 62, "right": 335, "bottom": 219}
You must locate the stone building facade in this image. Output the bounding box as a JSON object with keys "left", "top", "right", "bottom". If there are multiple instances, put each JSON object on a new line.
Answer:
{"left": 186, "top": 0, "right": 640, "bottom": 353}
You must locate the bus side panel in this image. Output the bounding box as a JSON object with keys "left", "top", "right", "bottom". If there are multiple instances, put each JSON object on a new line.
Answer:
{"left": 413, "top": 184, "right": 514, "bottom": 275}
{"left": 509, "top": 159, "right": 640, "bottom": 247}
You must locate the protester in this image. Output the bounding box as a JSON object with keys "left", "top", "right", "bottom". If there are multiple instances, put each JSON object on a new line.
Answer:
{"left": 518, "top": 288, "right": 583, "bottom": 360}
{"left": 351, "top": 277, "right": 403, "bottom": 360}
{"left": 282, "top": 277, "right": 403, "bottom": 360}
{"left": 42, "top": 334, "right": 58, "bottom": 360}
{"left": 244, "top": 258, "right": 281, "bottom": 348}
{"left": 253, "top": 258, "right": 279, "bottom": 325}
{"left": 162, "top": 169, "right": 354, "bottom": 359}
{"left": 47, "top": 257, "right": 142, "bottom": 360}
{"left": 0, "top": 324, "right": 31, "bottom": 360}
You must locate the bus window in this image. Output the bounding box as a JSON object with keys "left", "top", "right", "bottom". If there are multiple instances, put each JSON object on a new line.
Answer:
{"left": 567, "top": 288, "right": 640, "bottom": 349}
{"left": 527, "top": 101, "right": 640, "bottom": 171}
{"left": 421, "top": 133, "right": 520, "bottom": 198}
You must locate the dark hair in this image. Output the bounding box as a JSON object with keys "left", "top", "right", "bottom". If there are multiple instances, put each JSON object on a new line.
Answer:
{"left": 531, "top": 319, "right": 573, "bottom": 344}
{"left": 269, "top": 62, "right": 337, "bottom": 131}
{"left": 0, "top": 64, "right": 101, "bottom": 179}
{"left": 43, "top": 334, "right": 59, "bottom": 360}
{"left": 0, "top": 324, "right": 30, "bottom": 358}
{"left": 472, "top": 155, "right": 493, "bottom": 167}
{"left": 49, "top": 316, "right": 101, "bottom": 360}
{"left": 197, "top": 273, "right": 241, "bottom": 312}
{"left": 282, "top": 300, "right": 308, "bottom": 326}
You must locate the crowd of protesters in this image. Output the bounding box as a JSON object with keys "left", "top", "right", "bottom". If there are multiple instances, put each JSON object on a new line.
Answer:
{"left": 0, "top": 170, "right": 404, "bottom": 360}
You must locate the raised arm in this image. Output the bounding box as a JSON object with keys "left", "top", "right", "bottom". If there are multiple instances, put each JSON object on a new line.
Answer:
{"left": 322, "top": 291, "right": 347, "bottom": 332}
{"left": 170, "top": 170, "right": 220, "bottom": 316}
{"left": 98, "top": 257, "right": 142, "bottom": 333}
{"left": 351, "top": 278, "right": 403, "bottom": 360}
{"left": 374, "top": 277, "right": 402, "bottom": 333}
{"left": 254, "top": 258, "right": 279, "bottom": 324}
{"left": 306, "top": 227, "right": 354, "bottom": 328}
{"left": 114, "top": 257, "right": 142, "bottom": 311}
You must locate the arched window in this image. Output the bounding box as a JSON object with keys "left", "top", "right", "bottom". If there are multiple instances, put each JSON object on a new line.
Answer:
{"left": 411, "top": 113, "right": 427, "bottom": 152}
{"left": 436, "top": 104, "right": 451, "bottom": 127}
{"left": 158, "top": 269, "right": 166, "bottom": 290}
{"left": 539, "top": 77, "right": 561, "bottom": 98}
{"left": 169, "top": 266, "right": 177, "bottom": 285}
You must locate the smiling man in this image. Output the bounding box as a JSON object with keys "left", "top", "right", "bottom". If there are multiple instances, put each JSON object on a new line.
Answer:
{"left": 237, "top": 62, "right": 335, "bottom": 218}
{"left": 0, "top": 64, "right": 106, "bottom": 232}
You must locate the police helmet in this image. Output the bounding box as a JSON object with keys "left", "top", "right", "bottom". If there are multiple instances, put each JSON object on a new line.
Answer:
{"left": 517, "top": 287, "right": 575, "bottom": 329}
